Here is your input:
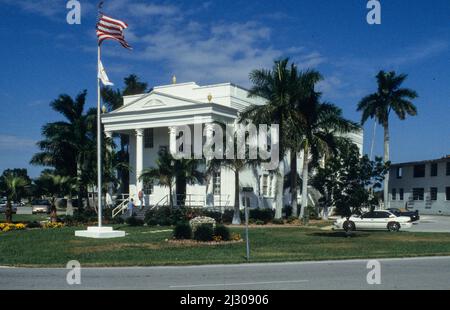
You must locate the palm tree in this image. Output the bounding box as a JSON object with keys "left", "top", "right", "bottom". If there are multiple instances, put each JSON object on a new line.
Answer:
{"left": 174, "top": 159, "right": 204, "bottom": 207}
{"left": 207, "top": 151, "right": 257, "bottom": 225}
{"left": 102, "top": 75, "right": 148, "bottom": 193}
{"left": 295, "top": 101, "right": 360, "bottom": 218}
{"left": 240, "top": 59, "right": 299, "bottom": 219}
{"left": 0, "top": 173, "right": 29, "bottom": 223}
{"left": 357, "top": 71, "right": 418, "bottom": 208}
{"left": 139, "top": 149, "right": 177, "bottom": 208}
{"left": 31, "top": 90, "right": 96, "bottom": 209}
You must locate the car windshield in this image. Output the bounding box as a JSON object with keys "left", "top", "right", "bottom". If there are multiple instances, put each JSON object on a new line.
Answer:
{"left": 33, "top": 200, "right": 50, "bottom": 205}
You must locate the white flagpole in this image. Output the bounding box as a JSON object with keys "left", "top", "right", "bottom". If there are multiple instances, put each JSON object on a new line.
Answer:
{"left": 97, "top": 44, "right": 103, "bottom": 228}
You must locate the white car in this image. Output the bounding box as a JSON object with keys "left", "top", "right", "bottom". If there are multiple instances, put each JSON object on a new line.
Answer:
{"left": 334, "top": 210, "right": 413, "bottom": 232}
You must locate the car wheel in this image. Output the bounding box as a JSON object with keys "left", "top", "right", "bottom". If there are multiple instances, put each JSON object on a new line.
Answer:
{"left": 388, "top": 222, "right": 400, "bottom": 232}
{"left": 343, "top": 220, "right": 356, "bottom": 232}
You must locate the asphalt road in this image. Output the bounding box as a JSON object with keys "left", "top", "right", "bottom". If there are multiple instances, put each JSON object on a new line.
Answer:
{"left": 1, "top": 256, "right": 450, "bottom": 290}
{"left": 408, "top": 216, "right": 450, "bottom": 233}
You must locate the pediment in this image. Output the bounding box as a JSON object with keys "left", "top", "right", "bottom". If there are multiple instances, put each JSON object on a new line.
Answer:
{"left": 113, "top": 91, "right": 202, "bottom": 114}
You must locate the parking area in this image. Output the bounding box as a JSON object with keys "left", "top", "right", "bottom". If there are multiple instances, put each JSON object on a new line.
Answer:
{"left": 408, "top": 215, "right": 450, "bottom": 233}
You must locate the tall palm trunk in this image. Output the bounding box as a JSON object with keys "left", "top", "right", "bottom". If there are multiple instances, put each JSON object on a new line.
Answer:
{"left": 274, "top": 160, "right": 284, "bottom": 219}
{"left": 5, "top": 199, "right": 12, "bottom": 223}
{"left": 290, "top": 151, "right": 298, "bottom": 217}
{"left": 232, "top": 170, "right": 242, "bottom": 225}
{"left": 169, "top": 184, "right": 174, "bottom": 208}
{"left": 383, "top": 122, "right": 390, "bottom": 209}
{"left": 300, "top": 146, "right": 309, "bottom": 219}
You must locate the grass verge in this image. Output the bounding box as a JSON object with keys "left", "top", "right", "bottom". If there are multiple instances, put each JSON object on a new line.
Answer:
{"left": 1, "top": 226, "right": 450, "bottom": 267}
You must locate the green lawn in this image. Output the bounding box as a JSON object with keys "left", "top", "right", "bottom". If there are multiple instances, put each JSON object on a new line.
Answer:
{"left": 2, "top": 225, "right": 450, "bottom": 267}
{"left": 3, "top": 214, "right": 50, "bottom": 223}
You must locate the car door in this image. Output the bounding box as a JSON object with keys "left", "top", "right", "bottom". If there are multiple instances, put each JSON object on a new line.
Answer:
{"left": 357, "top": 212, "right": 375, "bottom": 229}
{"left": 373, "top": 211, "right": 392, "bottom": 229}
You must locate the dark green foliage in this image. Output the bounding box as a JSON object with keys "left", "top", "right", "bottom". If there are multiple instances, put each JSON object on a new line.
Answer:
{"left": 214, "top": 225, "right": 230, "bottom": 241}
{"left": 193, "top": 224, "right": 214, "bottom": 242}
{"left": 272, "top": 218, "right": 285, "bottom": 225}
{"left": 201, "top": 210, "right": 223, "bottom": 224}
{"left": 125, "top": 216, "right": 145, "bottom": 227}
{"left": 249, "top": 209, "right": 274, "bottom": 224}
{"left": 173, "top": 222, "right": 192, "bottom": 240}
{"left": 311, "top": 140, "right": 389, "bottom": 218}
{"left": 222, "top": 210, "right": 236, "bottom": 224}
{"left": 254, "top": 220, "right": 265, "bottom": 225}
{"left": 26, "top": 221, "right": 42, "bottom": 229}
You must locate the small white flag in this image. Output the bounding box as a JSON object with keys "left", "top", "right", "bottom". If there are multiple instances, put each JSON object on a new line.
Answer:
{"left": 98, "top": 61, "right": 114, "bottom": 86}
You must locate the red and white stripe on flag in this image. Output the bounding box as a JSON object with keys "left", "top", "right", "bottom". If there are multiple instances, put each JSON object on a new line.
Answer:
{"left": 96, "top": 14, "right": 132, "bottom": 49}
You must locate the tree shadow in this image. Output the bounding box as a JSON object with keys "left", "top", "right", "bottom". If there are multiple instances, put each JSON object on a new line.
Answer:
{"left": 309, "top": 231, "right": 371, "bottom": 238}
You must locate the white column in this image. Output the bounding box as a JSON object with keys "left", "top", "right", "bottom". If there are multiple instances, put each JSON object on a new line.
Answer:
{"left": 135, "top": 129, "right": 144, "bottom": 203}
{"left": 105, "top": 131, "right": 114, "bottom": 208}
{"left": 205, "top": 124, "right": 215, "bottom": 207}
{"left": 168, "top": 126, "right": 177, "bottom": 156}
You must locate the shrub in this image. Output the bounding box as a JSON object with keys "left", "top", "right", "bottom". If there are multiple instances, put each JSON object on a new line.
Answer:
{"left": 231, "top": 233, "right": 242, "bottom": 241}
{"left": 43, "top": 222, "right": 65, "bottom": 229}
{"left": 283, "top": 205, "right": 293, "bottom": 218}
{"left": 249, "top": 209, "right": 274, "bottom": 224}
{"left": 222, "top": 210, "right": 235, "bottom": 224}
{"left": 255, "top": 220, "right": 265, "bottom": 225}
{"left": 26, "top": 221, "right": 42, "bottom": 229}
{"left": 193, "top": 223, "right": 214, "bottom": 242}
{"left": 201, "top": 210, "right": 223, "bottom": 224}
{"left": 286, "top": 216, "right": 298, "bottom": 224}
{"left": 190, "top": 216, "right": 216, "bottom": 232}
{"left": 111, "top": 216, "right": 125, "bottom": 225}
{"left": 214, "top": 224, "right": 230, "bottom": 241}
{"left": 272, "top": 218, "right": 285, "bottom": 225}
{"left": 125, "top": 216, "right": 145, "bottom": 227}
{"left": 173, "top": 222, "right": 192, "bottom": 240}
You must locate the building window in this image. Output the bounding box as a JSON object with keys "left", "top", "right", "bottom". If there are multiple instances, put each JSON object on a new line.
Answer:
{"left": 392, "top": 188, "right": 397, "bottom": 201}
{"left": 262, "top": 175, "right": 273, "bottom": 197}
{"left": 430, "top": 187, "right": 438, "bottom": 201}
{"left": 396, "top": 167, "right": 403, "bottom": 179}
{"left": 262, "top": 175, "right": 269, "bottom": 197}
{"left": 213, "top": 171, "right": 221, "bottom": 195}
{"left": 413, "top": 188, "right": 425, "bottom": 201}
{"left": 446, "top": 187, "right": 450, "bottom": 201}
{"left": 413, "top": 164, "right": 426, "bottom": 178}
{"left": 447, "top": 162, "right": 450, "bottom": 176}
{"left": 399, "top": 188, "right": 404, "bottom": 201}
{"left": 144, "top": 129, "right": 154, "bottom": 148}
{"left": 431, "top": 163, "right": 438, "bottom": 177}
{"left": 144, "top": 181, "right": 154, "bottom": 195}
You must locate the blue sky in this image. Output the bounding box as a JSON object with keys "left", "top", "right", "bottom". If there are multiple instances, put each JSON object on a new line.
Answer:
{"left": 0, "top": 0, "right": 449, "bottom": 177}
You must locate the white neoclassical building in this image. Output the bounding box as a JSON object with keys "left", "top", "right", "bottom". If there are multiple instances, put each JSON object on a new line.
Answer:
{"left": 102, "top": 81, "right": 364, "bottom": 212}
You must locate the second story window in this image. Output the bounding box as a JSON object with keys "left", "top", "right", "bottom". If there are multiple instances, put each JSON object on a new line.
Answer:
{"left": 431, "top": 163, "right": 438, "bottom": 177}
{"left": 396, "top": 167, "right": 403, "bottom": 179}
{"left": 144, "top": 128, "right": 154, "bottom": 148}
{"left": 413, "top": 164, "right": 425, "bottom": 178}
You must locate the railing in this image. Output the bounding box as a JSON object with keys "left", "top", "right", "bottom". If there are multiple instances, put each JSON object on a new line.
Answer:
{"left": 112, "top": 197, "right": 130, "bottom": 218}
{"left": 150, "top": 195, "right": 169, "bottom": 210}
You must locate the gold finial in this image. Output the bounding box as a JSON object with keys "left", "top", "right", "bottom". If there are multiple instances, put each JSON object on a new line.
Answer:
{"left": 102, "top": 105, "right": 107, "bottom": 114}
{"left": 207, "top": 93, "right": 212, "bottom": 103}
{"left": 172, "top": 75, "right": 177, "bottom": 84}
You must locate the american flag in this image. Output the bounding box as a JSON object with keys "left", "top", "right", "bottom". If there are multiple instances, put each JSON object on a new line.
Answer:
{"left": 96, "top": 14, "right": 132, "bottom": 49}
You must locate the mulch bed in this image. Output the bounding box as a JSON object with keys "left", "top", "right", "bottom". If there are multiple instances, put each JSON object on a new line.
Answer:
{"left": 167, "top": 239, "right": 243, "bottom": 246}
